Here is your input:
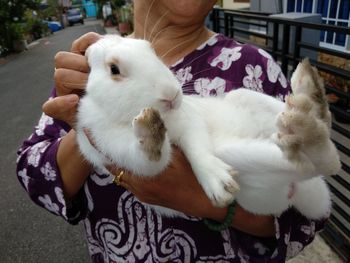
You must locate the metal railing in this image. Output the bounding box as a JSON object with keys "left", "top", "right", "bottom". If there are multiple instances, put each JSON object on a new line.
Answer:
{"left": 210, "top": 7, "right": 350, "bottom": 261}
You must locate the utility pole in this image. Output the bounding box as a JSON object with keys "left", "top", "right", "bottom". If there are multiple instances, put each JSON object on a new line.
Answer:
{"left": 58, "top": 0, "right": 72, "bottom": 28}
{"left": 58, "top": 0, "right": 64, "bottom": 28}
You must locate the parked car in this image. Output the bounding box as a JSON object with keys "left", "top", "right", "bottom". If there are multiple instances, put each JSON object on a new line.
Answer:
{"left": 67, "top": 8, "right": 84, "bottom": 26}
{"left": 44, "top": 21, "right": 62, "bottom": 32}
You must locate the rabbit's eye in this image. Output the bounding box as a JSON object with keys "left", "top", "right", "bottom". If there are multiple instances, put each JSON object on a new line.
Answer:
{"left": 110, "top": 64, "right": 120, "bottom": 75}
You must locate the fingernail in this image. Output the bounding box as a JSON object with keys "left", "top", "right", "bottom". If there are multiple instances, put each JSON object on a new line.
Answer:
{"left": 83, "top": 127, "right": 91, "bottom": 136}
{"left": 65, "top": 94, "right": 79, "bottom": 105}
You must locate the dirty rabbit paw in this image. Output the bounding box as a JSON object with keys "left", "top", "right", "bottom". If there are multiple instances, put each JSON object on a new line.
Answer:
{"left": 132, "top": 108, "right": 167, "bottom": 161}
{"left": 274, "top": 107, "right": 329, "bottom": 165}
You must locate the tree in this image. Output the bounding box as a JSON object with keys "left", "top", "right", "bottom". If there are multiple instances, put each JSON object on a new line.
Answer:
{"left": 0, "top": 0, "right": 40, "bottom": 23}
{"left": 41, "top": 0, "right": 60, "bottom": 20}
{"left": 0, "top": 0, "right": 41, "bottom": 54}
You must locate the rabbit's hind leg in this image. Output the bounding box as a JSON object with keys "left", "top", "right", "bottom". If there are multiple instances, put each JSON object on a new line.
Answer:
{"left": 291, "top": 58, "right": 331, "bottom": 127}
{"left": 275, "top": 103, "right": 328, "bottom": 151}
{"left": 273, "top": 95, "right": 340, "bottom": 177}
{"left": 273, "top": 105, "right": 318, "bottom": 172}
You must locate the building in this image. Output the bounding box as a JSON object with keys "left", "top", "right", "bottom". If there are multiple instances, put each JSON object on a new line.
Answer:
{"left": 71, "top": 0, "right": 97, "bottom": 18}
{"left": 283, "top": 0, "right": 350, "bottom": 52}
{"left": 81, "top": 0, "right": 97, "bottom": 18}
{"left": 222, "top": 0, "right": 350, "bottom": 52}
{"left": 223, "top": 0, "right": 250, "bottom": 10}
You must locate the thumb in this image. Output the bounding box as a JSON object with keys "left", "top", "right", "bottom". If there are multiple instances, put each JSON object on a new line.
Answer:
{"left": 42, "top": 94, "right": 80, "bottom": 127}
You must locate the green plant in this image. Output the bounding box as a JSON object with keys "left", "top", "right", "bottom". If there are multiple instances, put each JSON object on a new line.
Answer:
{"left": 0, "top": 0, "right": 40, "bottom": 52}
{"left": 27, "top": 19, "right": 48, "bottom": 39}
{"left": 40, "top": 0, "right": 59, "bottom": 20}
{"left": 117, "top": 4, "right": 132, "bottom": 23}
{"left": 9, "top": 22, "right": 25, "bottom": 41}
{"left": 0, "top": 44, "right": 9, "bottom": 57}
{"left": 112, "top": 0, "right": 125, "bottom": 8}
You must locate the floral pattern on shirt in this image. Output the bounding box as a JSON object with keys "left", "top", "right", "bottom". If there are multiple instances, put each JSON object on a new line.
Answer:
{"left": 243, "top": 64, "right": 264, "bottom": 92}
{"left": 210, "top": 46, "right": 242, "bottom": 70}
{"left": 35, "top": 113, "right": 54, "bottom": 136}
{"left": 194, "top": 77, "right": 226, "bottom": 97}
{"left": 38, "top": 194, "right": 60, "bottom": 215}
{"left": 197, "top": 34, "right": 218, "bottom": 50}
{"left": 18, "top": 168, "right": 30, "bottom": 191}
{"left": 40, "top": 162, "right": 57, "bottom": 181}
{"left": 27, "top": 140, "right": 50, "bottom": 167}
{"left": 175, "top": 66, "right": 193, "bottom": 86}
{"left": 258, "top": 48, "right": 288, "bottom": 89}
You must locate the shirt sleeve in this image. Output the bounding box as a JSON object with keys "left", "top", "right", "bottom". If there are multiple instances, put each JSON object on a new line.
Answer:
{"left": 16, "top": 91, "right": 88, "bottom": 225}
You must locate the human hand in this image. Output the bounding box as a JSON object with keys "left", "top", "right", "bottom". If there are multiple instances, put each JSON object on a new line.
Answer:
{"left": 42, "top": 32, "right": 102, "bottom": 127}
{"left": 107, "top": 147, "right": 227, "bottom": 220}
{"left": 107, "top": 147, "right": 275, "bottom": 237}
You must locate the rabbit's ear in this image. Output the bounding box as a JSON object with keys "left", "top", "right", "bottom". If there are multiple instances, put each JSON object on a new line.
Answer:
{"left": 86, "top": 43, "right": 105, "bottom": 69}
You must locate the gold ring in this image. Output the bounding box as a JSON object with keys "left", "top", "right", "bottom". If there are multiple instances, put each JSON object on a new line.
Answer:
{"left": 113, "top": 170, "right": 124, "bottom": 186}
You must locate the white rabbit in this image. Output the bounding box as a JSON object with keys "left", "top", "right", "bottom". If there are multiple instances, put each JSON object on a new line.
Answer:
{"left": 76, "top": 35, "right": 340, "bottom": 219}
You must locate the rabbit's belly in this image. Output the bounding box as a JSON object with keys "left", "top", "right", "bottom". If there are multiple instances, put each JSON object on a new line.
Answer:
{"left": 184, "top": 89, "right": 285, "bottom": 140}
{"left": 206, "top": 102, "right": 280, "bottom": 140}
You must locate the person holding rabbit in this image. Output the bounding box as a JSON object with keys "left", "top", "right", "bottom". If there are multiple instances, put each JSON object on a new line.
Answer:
{"left": 17, "top": 0, "right": 329, "bottom": 262}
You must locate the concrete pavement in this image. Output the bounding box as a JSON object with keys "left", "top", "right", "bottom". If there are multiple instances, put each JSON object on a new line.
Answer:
{"left": 0, "top": 19, "right": 104, "bottom": 263}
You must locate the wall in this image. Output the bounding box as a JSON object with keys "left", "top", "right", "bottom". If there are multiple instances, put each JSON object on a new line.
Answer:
{"left": 250, "top": 0, "right": 283, "bottom": 13}
{"left": 223, "top": 0, "right": 250, "bottom": 10}
{"left": 82, "top": 0, "right": 97, "bottom": 18}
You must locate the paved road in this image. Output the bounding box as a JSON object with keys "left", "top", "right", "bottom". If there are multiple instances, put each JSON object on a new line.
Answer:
{"left": 0, "top": 19, "right": 105, "bottom": 263}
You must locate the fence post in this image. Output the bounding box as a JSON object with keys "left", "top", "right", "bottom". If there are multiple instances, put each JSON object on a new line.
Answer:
{"left": 229, "top": 13, "right": 234, "bottom": 38}
{"left": 224, "top": 12, "right": 229, "bottom": 36}
{"left": 212, "top": 8, "right": 218, "bottom": 33}
{"left": 213, "top": 8, "right": 220, "bottom": 33}
{"left": 272, "top": 22, "right": 279, "bottom": 61}
{"left": 281, "top": 24, "right": 290, "bottom": 76}
{"left": 293, "top": 25, "right": 302, "bottom": 70}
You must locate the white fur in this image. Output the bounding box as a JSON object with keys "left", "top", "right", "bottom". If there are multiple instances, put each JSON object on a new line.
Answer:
{"left": 292, "top": 177, "right": 331, "bottom": 219}
{"left": 76, "top": 35, "right": 340, "bottom": 219}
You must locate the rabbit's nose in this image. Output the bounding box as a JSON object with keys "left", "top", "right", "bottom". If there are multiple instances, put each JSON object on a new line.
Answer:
{"left": 160, "top": 99, "right": 174, "bottom": 110}
{"left": 161, "top": 90, "right": 182, "bottom": 110}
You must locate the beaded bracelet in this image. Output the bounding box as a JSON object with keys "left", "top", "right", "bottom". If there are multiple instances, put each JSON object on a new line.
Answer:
{"left": 203, "top": 200, "right": 236, "bottom": 231}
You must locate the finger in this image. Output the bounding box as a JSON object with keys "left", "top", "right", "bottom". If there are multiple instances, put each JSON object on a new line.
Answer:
{"left": 54, "top": 68, "right": 88, "bottom": 96}
{"left": 105, "top": 165, "right": 132, "bottom": 186}
{"left": 116, "top": 170, "right": 130, "bottom": 188}
{"left": 119, "top": 180, "right": 130, "bottom": 190}
{"left": 55, "top": 51, "right": 89, "bottom": 73}
{"left": 118, "top": 172, "right": 141, "bottom": 192}
{"left": 42, "top": 95, "right": 79, "bottom": 126}
{"left": 71, "top": 32, "right": 102, "bottom": 55}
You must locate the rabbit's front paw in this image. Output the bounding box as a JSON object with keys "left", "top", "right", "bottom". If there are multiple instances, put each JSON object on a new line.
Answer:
{"left": 132, "top": 108, "right": 167, "bottom": 161}
{"left": 196, "top": 157, "right": 240, "bottom": 207}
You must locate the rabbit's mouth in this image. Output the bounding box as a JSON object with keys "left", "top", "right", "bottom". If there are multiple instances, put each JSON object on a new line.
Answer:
{"left": 160, "top": 90, "right": 182, "bottom": 111}
{"left": 162, "top": 100, "right": 176, "bottom": 111}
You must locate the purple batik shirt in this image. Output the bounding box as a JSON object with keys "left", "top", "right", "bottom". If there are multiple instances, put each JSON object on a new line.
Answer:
{"left": 17, "top": 34, "right": 326, "bottom": 262}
